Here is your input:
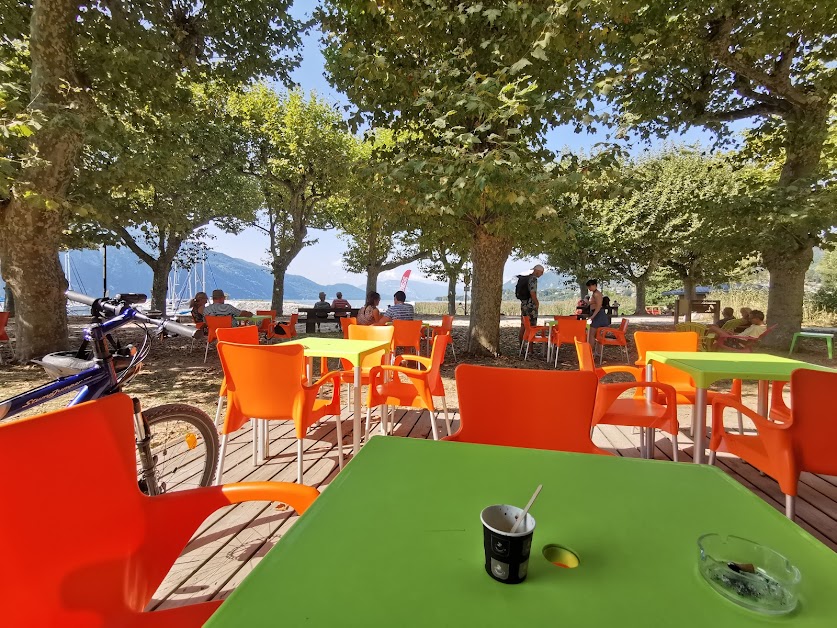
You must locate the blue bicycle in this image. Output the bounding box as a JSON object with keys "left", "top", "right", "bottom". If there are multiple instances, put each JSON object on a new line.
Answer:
{"left": 0, "top": 290, "right": 219, "bottom": 494}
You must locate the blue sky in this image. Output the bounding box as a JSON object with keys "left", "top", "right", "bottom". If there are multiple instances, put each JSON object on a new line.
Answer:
{"left": 207, "top": 0, "right": 735, "bottom": 288}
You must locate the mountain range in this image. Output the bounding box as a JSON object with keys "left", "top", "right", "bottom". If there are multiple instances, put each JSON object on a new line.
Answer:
{"left": 0, "top": 247, "right": 451, "bottom": 302}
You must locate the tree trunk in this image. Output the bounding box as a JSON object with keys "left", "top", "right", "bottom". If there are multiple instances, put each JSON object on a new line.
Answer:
{"left": 633, "top": 278, "right": 647, "bottom": 315}
{"left": 682, "top": 276, "right": 697, "bottom": 301}
{"left": 763, "top": 246, "right": 813, "bottom": 349}
{"left": 271, "top": 263, "right": 287, "bottom": 313}
{"left": 0, "top": 0, "right": 86, "bottom": 360}
{"left": 466, "top": 227, "right": 512, "bottom": 356}
{"left": 366, "top": 267, "right": 380, "bottom": 295}
{"left": 150, "top": 261, "right": 171, "bottom": 312}
{"left": 577, "top": 278, "right": 587, "bottom": 299}
{"left": 447, "top": 272, "right": 457, "bottom": 315}
{"left": 758, "top": 108, "right": 830, "bottom": 348}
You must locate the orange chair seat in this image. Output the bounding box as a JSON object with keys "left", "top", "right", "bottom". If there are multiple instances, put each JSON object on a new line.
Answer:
{"left": 597, "top": 333, "right": 625, "bottom": 346}
{"left": 596, "top": 398, "right": 675, "bottom": 432}
{"left": 371, "top": 379, "right": 432, "bottom": 410}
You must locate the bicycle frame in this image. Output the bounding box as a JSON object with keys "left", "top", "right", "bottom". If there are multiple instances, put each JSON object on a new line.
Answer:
{"left": 0, "top": 307, "right": 164, "bottom": 495}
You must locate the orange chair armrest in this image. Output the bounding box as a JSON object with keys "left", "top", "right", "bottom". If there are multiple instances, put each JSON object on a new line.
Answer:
{"left": 602, "top": 380, "right": 678, "bottom": 407}
{"left": 306, "top": 370, "right": 343, "bottom": 390}
{"left": 221, "top": 482, "right": 319, "bottom": 514}
{"left": 595, "top": 328, "right": 624, "bottom": 342}
{"left": 711, "top": 397, "right": 790, "bottom": 432}
{"left": 394, "top": 354, "right": 432, "bottom": 368}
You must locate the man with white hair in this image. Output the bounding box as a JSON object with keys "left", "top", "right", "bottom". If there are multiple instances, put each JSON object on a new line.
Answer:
{"left": 516, "top": 264, "right": 545, "bottom": 342}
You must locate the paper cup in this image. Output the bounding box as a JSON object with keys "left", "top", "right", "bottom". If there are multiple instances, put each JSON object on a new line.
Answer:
{"left": 480, "top": 504, "right": 536, "bottom": 584}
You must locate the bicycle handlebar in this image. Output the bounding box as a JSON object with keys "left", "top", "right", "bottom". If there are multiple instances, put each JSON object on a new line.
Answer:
{"left": 65, "top": 290, "right": 201, "bottom": 339}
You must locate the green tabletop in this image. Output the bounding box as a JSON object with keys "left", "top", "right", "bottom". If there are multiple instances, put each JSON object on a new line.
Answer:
{"left": 207, "top": 438, "right": 837, "bottom": 627}
{"left": 233, "top": 315, "right": 272, "bottom": 323}
{"left": 283, "top": 337, "right": 390, "bottom": 363}
{"left": 645, "top": 351, "right": 836, "bottom": 389}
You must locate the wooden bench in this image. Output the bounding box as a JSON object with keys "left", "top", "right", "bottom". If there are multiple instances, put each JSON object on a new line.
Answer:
{"left": 297, "top": 307, "right": 359, "bottom": 333}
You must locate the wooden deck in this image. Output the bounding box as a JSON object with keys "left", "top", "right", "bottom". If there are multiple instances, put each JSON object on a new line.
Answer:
{"left": 149, "top": 404, "right": 837, "bottom": 611}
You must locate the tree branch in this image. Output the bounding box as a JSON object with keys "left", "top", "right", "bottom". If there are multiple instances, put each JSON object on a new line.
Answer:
{"left": 698, "top": 103, "right": 781, "bottom": 123}
{"left": 377, "top": 249, "right": 429, "bottom": 272}
{"left": 113, "top": 225, "right": 156, "bottom": 267}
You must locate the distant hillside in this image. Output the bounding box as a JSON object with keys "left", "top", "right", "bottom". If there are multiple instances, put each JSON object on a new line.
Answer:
{"left": 0, "top": 248, "right": 367, "bottom": 302}
{"left": 374, "top": 278, "right": 449, "bottom": 302}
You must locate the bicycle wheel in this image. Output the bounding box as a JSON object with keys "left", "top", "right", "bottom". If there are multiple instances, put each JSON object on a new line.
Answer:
{"left": 138, "top": 404, "right": 219, "bottom": 493}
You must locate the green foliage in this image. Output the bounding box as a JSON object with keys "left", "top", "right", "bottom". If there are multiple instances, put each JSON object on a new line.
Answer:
{"left": 811, "top": 286, "right": 837, "bottom": 313}
{"left": 815, "top": 248, "right": 837, "bottom": 290}
{"left": 229, "top": 86, "right": 355, "bottom": 308}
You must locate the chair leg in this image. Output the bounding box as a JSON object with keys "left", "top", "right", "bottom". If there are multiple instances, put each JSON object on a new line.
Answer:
{"left": 708, "top": 449, "right": 717, "bottom": 465}
{"left": 671, "top": 431, "right": 679, "bottom": 462}
{"left": 214, "top": 396, "right": 225, "bottom": 427}
{"left": 442, "top": 396, "right": 451, "bottom": 436}
{"left": 785, "top": 494, "right": 795, "bottom": 520}
{"left": 623, "top": 344, "right": 629, "bottom": 363}
{"left": 639, "top": 428, "right": 646, "bottom": 458}
{"left": 297, "top": 438, "right": 304, "bottom": 484}
{"left": 380, "top": 404, "right": 389, "bottom": 435}
{"left": 524, "top": 342, "right": 530, "bottom": 361}
{"left": 204, "top": 339, "right": 211, "bottom": 363}
{"left": 449, "top": 341, "right": 456, "bottom": 362}
{"left": 214, "top": 434, "right": 228, "bottom": 485}
{"left": 251, "top": 418, "right": 259, "bottom": 465}
{"left": 737, "top": 411, "right": 744, "bottom": 435}
{"left": 365, "top": 406, "right": 372, "bottom": 437}
{"left": 647, "top": 428, "right": 655, "bottom": 460}
{"left": 262, "top": 420, "right": 270, "bottom": 459}
{"left": 428, "top": 409, "right": 440, "bottom": 441}
{"left": 335, "top": 415, "right": 344, "bottom": 470}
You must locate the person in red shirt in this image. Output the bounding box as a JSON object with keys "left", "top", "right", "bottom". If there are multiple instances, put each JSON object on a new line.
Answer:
{"left": 331, "top": 292, "right": 351, "bottom": 317}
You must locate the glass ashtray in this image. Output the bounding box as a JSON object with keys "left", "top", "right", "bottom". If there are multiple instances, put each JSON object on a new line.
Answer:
{"left": 698, "top": 534, "right": 800, "bottom": 615}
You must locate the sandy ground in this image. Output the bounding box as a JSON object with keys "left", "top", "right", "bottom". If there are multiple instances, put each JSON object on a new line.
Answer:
{"left": 1, "top": 314, "right": 833, "bottom": 426}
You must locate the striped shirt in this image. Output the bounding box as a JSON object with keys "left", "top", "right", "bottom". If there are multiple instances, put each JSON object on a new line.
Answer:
{"left": 383, "top": 302, "right": 415, "bottom": 321}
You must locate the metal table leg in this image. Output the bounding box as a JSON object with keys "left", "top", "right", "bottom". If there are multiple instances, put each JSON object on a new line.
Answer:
{"left": 353, "top": 364, "right": 362, "bottom": 455}
{"left": 757, "top": 380, "right": 769, "bottom": 416}
{"left": 693, "top": 388, "right": 708, "bottom": 464}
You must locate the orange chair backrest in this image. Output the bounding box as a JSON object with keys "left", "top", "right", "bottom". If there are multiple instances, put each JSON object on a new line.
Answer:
{"left": 218, "top": 343, "right": 306, "bottom": 422}
{"left": 340, "top": 316, "right": 357, "bottom": 339}
{"left": 618, "top": 318, "right": 629, "bottom": 334}
{"left": 392, "top": 319, "right": 423, "bottom": 349}
{"left": 554, "top": 315, "right": 577, "bottom": 322}
{"left": 453, "top": 365, "right": 604, "bottom": 454}
{"left": 0, "top": 311, "right": 9, "bottom": 341}
{"left": 790, "top": 369, "right": 837, "bottom": 475}
{"left": 427, "top": 335, "right": 450, "bottom": 395}
{"left": 440, "top": 314, "right": 454, "bottom": 333}
{"left": 216, "top": 325, "right": 260, "bottom": 345}
{"left": 0, "top": 394, "right": 193, "bottom": 625}
{"left": 344, "top": 324, "right": 394, "bottom": 371}
{"left": 574, "top": 339, "right": 597, "bottom": 373}
{"left": 556, "top": 318, "right": 587, "bottom": 344}
{"left": 522, "top": 316, "right": 536, "bottom": 333}
{"left": 205, "top": 315, "right": 233, "bottom": 342}
{"left": 633, "top": 331, "right": 698, "bottom": 386}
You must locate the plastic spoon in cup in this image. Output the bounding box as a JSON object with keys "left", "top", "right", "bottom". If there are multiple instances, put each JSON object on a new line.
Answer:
{"left": 510, "top": 484, "right": 542, "bottom": 534}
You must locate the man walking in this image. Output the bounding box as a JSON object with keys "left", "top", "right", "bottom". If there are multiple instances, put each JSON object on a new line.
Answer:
{"left": 517, "top": 264, "right": 544, "bottom": 342}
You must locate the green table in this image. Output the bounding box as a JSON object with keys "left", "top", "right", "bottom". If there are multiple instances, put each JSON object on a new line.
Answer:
{"left": 789, "top": 332, "right": 834, "bottom": 360}
{"left": 207, "top": 438, "right": 837, "bottom": 627}
{"left": 233, "top": 315, "right": 272, "bottom": 325}
{"left": 284, "top": 337, "right": 391, "bottom": 455}
{"left": 645, "top": 352, "right": 835, "bottom": 463}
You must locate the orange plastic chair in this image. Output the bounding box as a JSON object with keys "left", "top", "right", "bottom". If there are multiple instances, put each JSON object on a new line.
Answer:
{"left": 445, "top": 365, "right": 610, "bottom": 455}
{"left": 594, "top": 318, "right": 630, "bottom": 364}
{"left": 274, "top": 312, "right": 299, "bottom": 339}
{"left": 255, "top": 309, "right": 278, "bottom": 341}
{"left": 551, "top": 317, "right": 588, "bottom": 367}
{"left": 714, "top": 324, "right": 777, "bottom": 352}
{"left": 339, "top": 324, "right": 395, "bottom": 389}
{"left": 366, "top": 335, "right": 450, "bottom": 440}
{"left": 340, "top": 316, "right": 358, "bottom": 339}
{"left": 204, "top": 315, "right": 233, "bottom": 363}
{"left": 709, "top": 369, "right": 837, "bottom": 519}
{"left": 392, "top": 319, "right": 423, "bottom": 356}
{"left": 213, "top": 325, "right": 261, "bottom": 427}
{"left": 0, "top": 311, "right": 10, "bottom": 363}
{"left": 634, "top": 330, "right": 744, "bottom": 435}
{"left": 575, "top": 340, "right": 680, "bottom": 460}
{"left": 217, "top": 342, "right": 343, "bottom": 484}
{"left": 519, "top": 316, "right": 549, "bottom": 361}
{"left": 425, "top": 314, "right": 456, "bottom": 360}
{"left": 0, "top": 393, "right": 318, "bottom": 628}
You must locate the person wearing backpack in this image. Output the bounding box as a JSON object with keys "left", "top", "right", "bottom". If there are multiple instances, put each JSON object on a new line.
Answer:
{"left": 516, "top": 264, "right": 544, "bottom": 342}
